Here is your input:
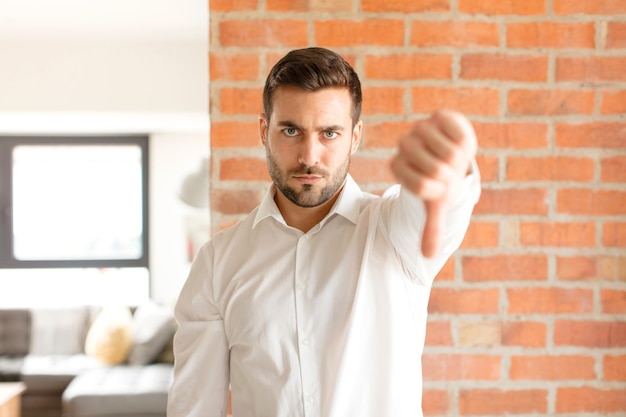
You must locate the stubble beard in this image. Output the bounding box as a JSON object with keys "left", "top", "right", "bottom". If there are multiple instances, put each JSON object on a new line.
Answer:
{"left": 266, "top": 150, "right": 350, "bottom": 208}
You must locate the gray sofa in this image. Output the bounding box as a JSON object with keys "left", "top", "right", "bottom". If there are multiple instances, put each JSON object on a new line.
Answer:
{"left": 0, "top": 304, "right": 175, "bottom": 417}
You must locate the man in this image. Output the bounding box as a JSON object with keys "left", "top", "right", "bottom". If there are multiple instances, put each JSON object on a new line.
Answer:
{"left": 168, "top": 47, "right": 480, "bottom": 417}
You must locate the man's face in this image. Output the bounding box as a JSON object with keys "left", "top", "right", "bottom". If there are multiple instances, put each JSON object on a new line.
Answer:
{"left": 260, "top": 86, "right": 362, "bottom": 208}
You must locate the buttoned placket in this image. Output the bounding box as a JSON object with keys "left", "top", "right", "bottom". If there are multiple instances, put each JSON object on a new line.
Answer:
{"left": 293, "top": 227, "right": 321, "bottom": 417}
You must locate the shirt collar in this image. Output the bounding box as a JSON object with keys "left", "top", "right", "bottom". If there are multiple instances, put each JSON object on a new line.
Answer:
{"left": 252, "top": 174, "right": 362, "bottom": 229}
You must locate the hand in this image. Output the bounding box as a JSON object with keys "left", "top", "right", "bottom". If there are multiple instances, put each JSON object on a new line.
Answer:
{"left": 390, "top": 110, "right": 477, "bottom": 258}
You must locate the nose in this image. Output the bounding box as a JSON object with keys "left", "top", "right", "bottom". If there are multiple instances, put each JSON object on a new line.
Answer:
{"left": 298, "top": 135, "right": 320, "bottom": 167}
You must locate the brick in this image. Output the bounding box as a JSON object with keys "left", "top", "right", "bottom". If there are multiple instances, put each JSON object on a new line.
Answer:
{"left": 604, "top": 222, "right": 626, "bottom": 247}
{"left": 473, "top": 122, "right": 548, "bottom": 149}
{"left": 411, "top": 86, "right": 500, "bottom": 116}
{"left": 506, "top": 156, "right": 594, "bottom": 182}
{"left": 364, "top": 53, "right": 452, "bottom": 80}
{"left": 607, "top": 22, "right": 626, "bottom": 49}
{"left": 210, "top": 53, "right": 260, "bottom": 81}
{"left": 557, "top": 256, "right": 626, "bottom": 281}
{"left": 554, "top": 0, "right": 626, "bottom": 14}
{"left": 422, "top": 389, "right": 450, "bottom": 416}
{"left": 556, "top": 387, "right": 626, "bottom": 414}
{"left": 601, "top": 90, "right": 626, "bottom": 114}
{"left": 423, "top": 354, "right": 501, "bottom": 381}
{"left": 428, "top": 288, "right": 500, "bottom": 314}
{"left": 362, "top": 87, "right": 405, "bottom": 115}
{"left": 598, "top": 256, "right": 626, "bottom": 281}
{"left": 459, "top": 0, "right": 546, "bottom": 15}
{"left": 507, "top": 287, "right": 594, "bottom": 314}
{"left": 507, "top": 89, "right": 594, "bottom": 116}
{"left": 219, "top": 87, "right": 263, "bottom": 115}
{"left": 211, "top": 189, "right": 263, "bottom": 215}
{"left": 604, "top": 355, "right": 626, "bottom": 381}
{"left": 601, "top": 155, "right": 626, "bottom": 183}
{"left": 557, "top": 189, "right": 626, "bottom": 216}
{"left": 556, "top": 56, "right": 626, "bottom": 82}
{"left": 425, "top": 321, "right": 453, "bottom": 346}
{"left": 349, "top": 156, "right": 395, "bottom": 183}
{"left": 410, "top": 20, "right": 499, "bottom": 48}
{"left": 219, "top": 157, "right": 268, "bottom": 181}
{"left": 314, "top": 20, "right": 404, "bottom": 47}
{"left": 601, "top": 289, "right": 626, "bottom": 314}
{"left": 460, "top": 221, "right": 499, "bottom": 249}
{"left": 554, "top": 320, "right": 626, "bottom": 348}
{"left": 211, "top": 121, "right": 260, "bottom": 148}
{"left": 463, "top": 255, "right": 548, "bottom": 282}
{"left": 474, "top": 155, "right": 499, "bottom": 183}
{"left": 461, "top": 54, "right": 548, "bottom": 82}
{"left": 556, "top": 256, "right": 596, "bottom": 280}
{"left": 210, "top": 0, "right": 257, "bottom": 11}
{"left": 219, "top": 19, "right": 308, "bottom": 47}
{"left": 556, "top": 123, "right": 626, "bottom": 148}
{"left": 474, "top": 188, "right": 548, "bottom": 215}
{"left": 457, "top": 321, "right": 501, "bottom": 347}
{"left": 507, "top": 22, "right": 595, "bottom": 48}
{"left": 267, "top": 0, "right": 353, "bottom": 12}
{"left": 362, "top": 120, "right": 414, "bottom": 149}
{"left": 502, "top": 321, "right": 547, "bottom": 347}
{"left": 459, "top": 389, "right": 548, "bottom": 415}
{"left": 510, "top": 355, "right": 596, "bottom": 380}
{"left": 519, "top": 221, "right": 596, "bottom": 247}
{"left": 362, "top": 0, "right": 448, "bottom": 12}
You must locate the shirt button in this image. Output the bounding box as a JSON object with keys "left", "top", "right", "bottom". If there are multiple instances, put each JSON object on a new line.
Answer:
{"left": 297, "top": 282, "right": 307, "bottom": 291}
{"left": 307, "top": 396, "right": 314, "bottom": 403}
{"left": 302, "top": 338, "right": 310, "bottom": 346}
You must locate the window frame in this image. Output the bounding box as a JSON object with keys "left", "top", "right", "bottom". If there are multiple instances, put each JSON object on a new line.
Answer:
{"left": 0, "top": 135, "right": 149, "bottom": 269}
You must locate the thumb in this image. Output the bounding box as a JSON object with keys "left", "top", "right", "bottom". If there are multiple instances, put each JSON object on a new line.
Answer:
{"left": 422, "top": 199, "right": 447, "bottom": 258}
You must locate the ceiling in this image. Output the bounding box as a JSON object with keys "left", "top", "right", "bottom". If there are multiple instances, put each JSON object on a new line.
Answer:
{"left": 0, "top": 0, "right": 207, "bottom": 40}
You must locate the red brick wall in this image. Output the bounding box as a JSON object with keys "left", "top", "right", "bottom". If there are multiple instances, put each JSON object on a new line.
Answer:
{"left": 209, "top": 1, "right": 626, "bottom": 415}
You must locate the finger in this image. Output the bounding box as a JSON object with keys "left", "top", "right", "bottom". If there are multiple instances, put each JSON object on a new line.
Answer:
{"left": 431, "top": 110, "right": 478, "bottom": 161}
{"left": 422, "top": 199, "right": 447, "bottom": 258}
{"left": 397, "top": 131, "right": 459, "bottom": 184}
{"left": 390, "top": 153, "right": 447, "bottom": 200}
{"left": 411, "top": 119, "right": 457, "bottom": 164}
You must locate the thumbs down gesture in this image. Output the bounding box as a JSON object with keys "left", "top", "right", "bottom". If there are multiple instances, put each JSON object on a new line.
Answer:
{"left": 390, "top": 110, "right": 477, "bottom": 258}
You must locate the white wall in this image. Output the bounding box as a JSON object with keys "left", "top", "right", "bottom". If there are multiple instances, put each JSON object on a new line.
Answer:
{"left": 0, "top": 2, "right": 209, "bottom": 306}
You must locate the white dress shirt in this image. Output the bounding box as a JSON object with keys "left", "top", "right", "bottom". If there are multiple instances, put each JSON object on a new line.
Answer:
{"left": 168, "top": 171, "right": 480, "bottom": 417}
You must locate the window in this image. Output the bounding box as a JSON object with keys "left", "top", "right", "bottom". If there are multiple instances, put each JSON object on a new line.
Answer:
{"left": 0, "top": 136, "right": 149, "bottom": 269}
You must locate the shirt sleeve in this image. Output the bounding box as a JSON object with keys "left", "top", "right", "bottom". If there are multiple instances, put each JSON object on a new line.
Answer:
{"left": 386, "top": 159, "right": 481, "bottom": 287}
{"left": 167, "top": 243, "right": 230, "bottom": 417}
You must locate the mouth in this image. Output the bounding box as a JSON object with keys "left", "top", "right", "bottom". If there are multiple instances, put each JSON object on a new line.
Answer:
{"left": 293, "top": 174, "right": 322, "bottom": 184}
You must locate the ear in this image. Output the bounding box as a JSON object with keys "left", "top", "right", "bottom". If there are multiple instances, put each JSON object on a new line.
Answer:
{"left": 259, "top": 114, "right": 268, "bottom": 146}
{"left": 350, "top": 120, "right": 363, "bottom": 155}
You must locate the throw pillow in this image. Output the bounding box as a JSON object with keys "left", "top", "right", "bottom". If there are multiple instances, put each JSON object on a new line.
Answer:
{"left": 127, "top": 302, "right": 176, "bottom": 365}
{"left": 84, "top": 305, "right": 133, "bottom": 365}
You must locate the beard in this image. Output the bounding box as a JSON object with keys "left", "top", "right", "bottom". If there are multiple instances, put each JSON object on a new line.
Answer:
{"left": 266, "top": 150, "right": 350, "bottom": 208}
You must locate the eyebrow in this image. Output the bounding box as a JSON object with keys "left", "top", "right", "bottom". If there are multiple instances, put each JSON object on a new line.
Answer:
{"left": 277, "top": 120, "right": 346, "bottom": 132}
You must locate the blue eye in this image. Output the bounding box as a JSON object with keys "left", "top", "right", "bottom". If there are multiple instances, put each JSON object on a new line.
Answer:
{"left": 324, "top": 131, "right": 338, "bottom": 139}
{"left": 283, "top": 127, "right": 299, "bottom": 137}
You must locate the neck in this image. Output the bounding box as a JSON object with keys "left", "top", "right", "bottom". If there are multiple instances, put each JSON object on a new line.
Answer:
{"left": 274, "top": 187, "right": 343, "bottom": 233}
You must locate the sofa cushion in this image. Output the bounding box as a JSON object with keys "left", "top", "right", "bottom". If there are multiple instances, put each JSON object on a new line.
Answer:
{"left": 85, "top": 306, "right": 133, "bottom": 365}
{"left": 127, "top": 303, "right": 175, "bottom": 366}
{"left": 30, "top": 307, "right": 91, "bottom": 355}
{"left": 0, "top": 309, "right": 31, "bottom": 356}
{"left": 62, "top": 364, "right": 172, "bottom": 417}
{"left": 0, "top": 356, "right": 24, "bottom": 381}
{"left": 20, "top": 354, "right": 101, "bottom": 394}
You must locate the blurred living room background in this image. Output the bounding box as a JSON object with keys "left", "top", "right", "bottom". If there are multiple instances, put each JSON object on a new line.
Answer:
{"left": 0, "top": 0, "right": 209, "bottom": 308}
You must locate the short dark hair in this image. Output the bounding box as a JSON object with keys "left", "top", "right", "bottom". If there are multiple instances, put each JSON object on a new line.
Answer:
{"left": 263, "top": 47, "right": 362, "bottom": 125}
